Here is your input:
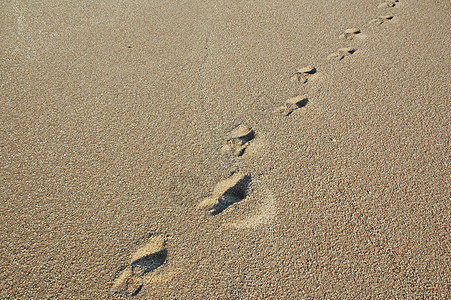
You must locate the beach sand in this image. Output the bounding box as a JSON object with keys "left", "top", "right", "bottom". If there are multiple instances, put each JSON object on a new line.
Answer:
{"left": 1, "top": 0, "right": 450, "bottom": 298}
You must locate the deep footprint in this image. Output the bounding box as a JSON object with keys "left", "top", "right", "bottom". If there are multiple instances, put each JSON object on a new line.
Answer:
{"left": 275, "top": 95, "right": 308, "bottom": 116}
{"left": 221, "top": 125, "right": 255, "bottom": 156}
{"left": 198, "top": 172, "right": 251, "bottom": 215}
{"left": 111, "top": 234, "right": 168, "bottom": 296}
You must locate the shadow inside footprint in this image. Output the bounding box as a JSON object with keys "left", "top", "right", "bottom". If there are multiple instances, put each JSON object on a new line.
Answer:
{"left": 210, "top": 174, "right": 251, "bottom": 215}
{"left": 131, "top": 249, "right": 168, "bottom": 275}
{"left": 234, "top": 130, "right": 255, "bottom": 145}
{"left": 111, "top": 234, "right": 168, "bottom": 297}
{"left": 294, "top": 97, "right": 309, "bottom": 108}
{"left": 130, "top": 285, "right": 143, "bottom": 297}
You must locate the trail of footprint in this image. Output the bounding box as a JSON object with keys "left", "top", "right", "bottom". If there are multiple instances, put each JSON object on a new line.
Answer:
{"left": 111, "top": 234, "right": 168, "bottom": 296}
{"left": 275, "top": 94, "right": 309, "bottom": 116}
{"left": 369, "top": 15, "right": 394, "bottom": 25}
{"left": 290, "top": 65, "right": 317, "bottom": 83}
{"left": 110, "top": 0, "right": 406, "bottom": 296}
{"left": 197, "top": 172, "right": 251, "bottom": 215}
{"left": 327, "top": 47, "right": 356, "bottom": 61}
{"left": 221, "top": 124, "right": 255, "bottom": 156}
{"left": 378, "top": 0, "right": 398, "bottom": 9}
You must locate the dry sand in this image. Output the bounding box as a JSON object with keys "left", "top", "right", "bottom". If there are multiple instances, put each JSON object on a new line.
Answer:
{"left": 1, "top": 0, "right": 450, "bottom": 298}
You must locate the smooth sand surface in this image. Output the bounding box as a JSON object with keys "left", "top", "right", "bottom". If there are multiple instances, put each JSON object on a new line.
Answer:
{"left": 1, "top": 0, "right": 450, "bottom": 298}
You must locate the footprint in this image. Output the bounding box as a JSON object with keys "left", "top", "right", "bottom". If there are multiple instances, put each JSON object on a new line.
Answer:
{"left": 378, "top": 1, "right": 397, "bottom": 8}
{"left": 369, "top": 15, "right": 394, "bottom": 25}
{"left": 290, "top": 65, "right": 317, "bottom": 83}
{"left": 339, "top": 28, "right": 361, "bottom": 40}
{"left": 226, "top": 180, "right": 277, "bottom": 229}
{"left": 275, "top": 95, "right": 308, "bottom": 116}
{"left": 111, "top": 234, "right": 168, "bottom": 296}
{"left": 221, "top": 125, "right": 255, "bottom": 156}
{"left": 197, "top": 172, "right": 251, "bottom": 215}
{"left": 327, "top": 47, "right": 356, "bottom": 61}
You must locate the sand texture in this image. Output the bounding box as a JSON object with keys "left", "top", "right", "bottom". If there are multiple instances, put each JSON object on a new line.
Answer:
{"left": 1, "top": 0, "right": 450, "bottom": 298}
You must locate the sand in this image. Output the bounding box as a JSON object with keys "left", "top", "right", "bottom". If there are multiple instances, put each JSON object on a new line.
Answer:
{"left": 1, "top": 0, "right": 450, "bottom": 298}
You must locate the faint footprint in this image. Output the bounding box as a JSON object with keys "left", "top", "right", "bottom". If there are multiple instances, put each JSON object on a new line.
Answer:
{"left": 378, "top": 0, "right": 398, "bottom": 8}
{"left": 197, "top": 172, "right": 251, "bottom": 215}
{"left": 275, "top": 95, "right": 308, "bottom": 116}
{"left": 221, "top": 125, "right": 255, "bottom": 156}
{"left": 111, "top": 234, "right": 168, "bottom": 296}
{"left": 327, "top": 47, "right": 356, "bottom": 61}
{"left": 290, "top": 65, "right": 317, "bottom": 83}
{"left": 369, "top": 15, "right": 394, "bottom": 25}
{"left": 339, "top": 28, "right": 361, "bottom": 40}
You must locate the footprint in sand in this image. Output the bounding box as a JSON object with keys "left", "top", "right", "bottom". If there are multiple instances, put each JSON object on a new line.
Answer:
{"left": 221, "top": 124, "right": 255, "bottom": 156}
{"left": 226, "top": 180, "right": 277, "bottom": 229}
{"left": 275, "top": 95, "right": 308, "bottom": 116}
{"left": 327, "top": 47, "right": 356, "bottom": 61}
{"left": 339, "top": 28, "right": 362, "bottom": 40}
{"left": 290, "top": 65, "right": 317, "bottom": 83}
{"left": 378, "top": 0, "right": 398, "bottom": 8}
{"left": 111, "top": 234, "right": 168, "bottom": 296}
{"left": 197, "top": 172, "right": 251, "bottom": 215}
{"left": 369, "top": 15, "right": 394, "bottom": 25}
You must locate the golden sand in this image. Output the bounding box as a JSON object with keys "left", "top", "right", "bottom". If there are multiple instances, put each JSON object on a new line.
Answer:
{"left": 1, "top": 0, "right": 449, "bottom": 298}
